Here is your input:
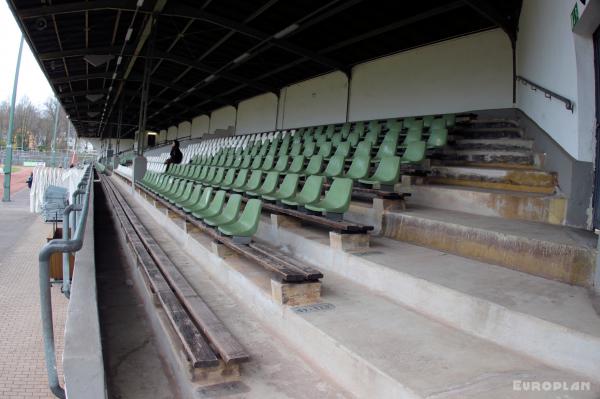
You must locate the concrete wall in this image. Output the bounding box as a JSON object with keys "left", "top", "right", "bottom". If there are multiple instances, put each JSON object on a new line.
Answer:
{"left": 350, "top": 29, "right": 513, "bottom": 121}
{"left": 158, "top": 130, "right": 167, "bottom": 143}
{"left": 210, "top": 106, "right": 236, "bottom": 135}
{"left": 236, "top": 92, "right": 278, "bottom": 134}
{"left": 166, "top": 126, "right": 177, "bottom": 141}
{"left": 191, "top": 115, "right": 209, "bottom": 138}
{"left": 177, "top": 121, "right": 191, "bottom": 138}
{"left": 517, "top": 0, "right": 597, "bottom": 162}
{"left": 279, "top": 71, "right": 348, "bottom": 129}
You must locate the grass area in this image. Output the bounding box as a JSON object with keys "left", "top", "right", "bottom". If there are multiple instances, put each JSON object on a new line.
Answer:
{"left": 0, "top": 165, "right": 22, "bottom": 173}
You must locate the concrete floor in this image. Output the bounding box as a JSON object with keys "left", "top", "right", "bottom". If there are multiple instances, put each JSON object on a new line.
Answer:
{"left": 95, "top": 187, "right": 181, "bottom": 399}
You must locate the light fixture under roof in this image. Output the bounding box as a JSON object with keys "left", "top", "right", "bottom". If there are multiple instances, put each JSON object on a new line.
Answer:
{"left": 83, "top": 54, "right": 114, "bottom": 67}
{"left": 204, "top": 74, "right": 217, "bottom": 83}
{"left": 233, "top": 52, "right": 251, "bottom": 64}
{"left": 85, "top": 94, "right": 104, "bottom": 102}
{"left": 273, "top": 24, "right": 299, "bottom": 39}
{"left": 87, "top": 111, "right": 100, "bottom": 118}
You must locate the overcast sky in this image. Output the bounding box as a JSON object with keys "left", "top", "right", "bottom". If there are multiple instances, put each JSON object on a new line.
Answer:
{"left": 0, "top": 1, "right": 53, "bottom": 106}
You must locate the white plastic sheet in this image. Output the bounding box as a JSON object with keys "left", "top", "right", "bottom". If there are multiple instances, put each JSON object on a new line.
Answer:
{"left": 30, "top": 167, "right": 85, "bottom": 213}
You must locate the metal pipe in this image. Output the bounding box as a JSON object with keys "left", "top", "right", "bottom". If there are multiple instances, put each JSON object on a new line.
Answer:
{"left": 2, "top": 35, "right": 24, "bottom": 202}
{"left": 38, "top": 166, "right": 92, "bottom": 398}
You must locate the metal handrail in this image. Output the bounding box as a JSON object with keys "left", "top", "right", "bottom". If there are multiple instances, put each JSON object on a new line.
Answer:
{"left": 516, "top": 75, "right": 575, "bottom": 112}
{"left": 38, "top": 165, "right": 93, "bottom": 399}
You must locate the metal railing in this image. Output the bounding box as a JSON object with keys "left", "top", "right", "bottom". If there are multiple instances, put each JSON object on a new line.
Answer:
{"left": 516, "top": 75, "right": 575, "bottom": 112}
{"left": 38, "top": 165, "right": 93, "bottom": 398}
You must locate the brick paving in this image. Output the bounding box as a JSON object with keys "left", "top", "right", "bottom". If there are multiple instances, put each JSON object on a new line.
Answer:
{"left": 0, "top": 189, "right": 68, "bottom": 398}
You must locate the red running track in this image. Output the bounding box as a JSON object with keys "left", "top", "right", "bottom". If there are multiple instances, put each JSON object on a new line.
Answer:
{"left": 0, "top": 167, "right": 33, "bottom": 198}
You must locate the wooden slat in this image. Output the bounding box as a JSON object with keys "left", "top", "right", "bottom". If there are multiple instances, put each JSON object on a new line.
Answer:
{"left": 101, "top": 179, "right": 220, "bottom": 368}
{"left": 249, "top": 243, "right": 323, "bottom": 281}
{"left": 103, "top": 177, "right": 250, "bottom": 364}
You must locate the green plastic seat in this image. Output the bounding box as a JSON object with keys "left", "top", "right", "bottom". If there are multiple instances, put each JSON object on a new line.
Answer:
{"left": 305, "top": 177, "right": 353, "bottom": 218}
{"left": 262, "top": 173, "right": 299, "bottom": 202}
{"left": 318, "top": 142, "right": 333, "bottom": 158}
{"left": 290, "top": 142, "right": 302, "bottom": 157}
{"left": 354, "top": 141, "right": 372, "bottom": 158}
{"left": 224, "top": 154, "right": 234, "bottom": 167}
{"left": 352, "top": 122, "right": 365, "bottom": 137}
{"left": 343, "top": 154, "right": 370, "bottom": 180}
{"left": 278, "top": 140, "right": 290, "bottom": 156}
{"left": 234, "top": 170, "right": 262, "bottom": 193}
{"left": 201, "top": 167, "right": 216, "bottom": 184}
{"left": 301, "top": 155, "right": 323, "bottom": 176}
{"left": 177, "top": 184, "right": 203, "bottom": 208}
{"left": 400, "top": 127, "right": 422, "bottom": 147}
{"left": 347, "top": 130, "right": 361, "bottom": 147}
{"left": 192, "top": 190, "right": 226, "bottom": 219}
{"left": 273, "top": 156, "right": 289, "bottom": 172}
{"left": 250, "top": 155, "right": 263, "bottom": 170}
{"left": 324, "top": 125, "right": 335, "bottom": 139}
{"left": 332, "top": 141, "right": 351, "bottom": 158}
{"left": 331, "top": 132, "right": 342, "bottom": 146}
{"left": 287, "top": 155, "right": 305, "bottom": 173}
{"left": 364, "top": 124, "right": 382, "bottom": 145}
{"left": 281, "top": 175, "right": 324, "bottom": 207}
{"left": 210, "top": 167, "right": 226, "bottom": 187}
{"left": 183, "top": 187, "right": 213, "bottom": 213}
{"left": 169, "top": 181, "right": 193, "bottom": 204}
{"left": 217, "top": 199, "right": 263, "bottom": 242}
{"left": 423, "top": 115, "right": 434, "bottom": 128}
{"left": 203, "top": 194, "right": 242, "bottom": 227}
{"left": 240, "top": 155, "right": 252, "bottom": 169}
{"left": 219, "top": 168, "right": 237, "bottom": 189}
{"left": 430, "top": 118, "right": 445, "bottom": 130}
{"left": 191, "top": 165, "right": 203, "bottom": 180}
{"left": 359, "top": 156, "right": 401, "bottom": 187}
{"left": 443, "top": 113, "right": 456, "bottom": 127}
{"left": 196, "top": 166, "right": 209, "bottom": 182}
{"left": 340, "top": 123, "right": 351, "bottom": 139}
{"left": 427, "top": 128, "right": 448, "bottom": 148}
{"left": 230, "top": 169, "right": 249, "bottom": 191}
{"left": 303, "top": 141, "right": 316, "bottom": 157}
{"left": 320, "top": 155, "right": 345, "bottom": 178}
{"left": 401, "top": 141, "right": 426, "bottom": 164}
{"left": 232, "top": 155, "right": 243, "bottom": 168}
{"left": 160, "top": 179, "right": 181, "bottom": 199}
{"left": 404, "top": 118, "right": 423, "bottom": 130}
{"left": 247, "top": 171, "right": 279, "bottom": 197}
{"left": 260, "top": 155, "right": 275, "bottom": 171}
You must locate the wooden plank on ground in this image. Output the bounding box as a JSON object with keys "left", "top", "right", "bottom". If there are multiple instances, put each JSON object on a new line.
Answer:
{"left": 249, "top": 243, "right": 323, "bottom": 281}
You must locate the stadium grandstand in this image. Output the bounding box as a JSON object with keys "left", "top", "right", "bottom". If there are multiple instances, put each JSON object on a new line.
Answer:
{"left": 3, "top": 0, "right": 600, "bottom": 398}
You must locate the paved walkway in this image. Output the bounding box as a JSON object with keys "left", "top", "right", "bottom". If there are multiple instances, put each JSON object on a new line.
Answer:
{"left": 0, "top": 188, "right": 68, "bottom": 399}
{"left": 0, "top": 167, "right": 33, "bottom": 199}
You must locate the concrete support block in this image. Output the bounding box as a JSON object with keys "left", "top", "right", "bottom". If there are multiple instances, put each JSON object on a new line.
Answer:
{"left": 112, "top": 155, "right": 120, "bottom": 170}
{"left": 192, "top": 361, "right": 240, "bottom": 386}
{"left": 271, "top": 279, "right": 321, "bottom": 306}
{"left": 329, "top": 232, "right": 370, "bottom": 252}
{"left": 211, "top": 241, "right": 235, "bottom": 258}
{"left": 270, "top": 213, "right": 302, "bottom": 235}
{"left": 373, "top": 198, "right": 406, "bottom": 213}
{"left": 132, "top": 156, "right": 147, "bottom": 183}
{"left": 165, "top": 209, "right": 186, "bottom": 230}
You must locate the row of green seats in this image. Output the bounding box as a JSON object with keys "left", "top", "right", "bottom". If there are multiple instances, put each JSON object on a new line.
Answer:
{"left": 139, "top": 173, "right": 262, "bottom": 243}
{"left": 146, "top": 164, "right": 355, "bottom": 220}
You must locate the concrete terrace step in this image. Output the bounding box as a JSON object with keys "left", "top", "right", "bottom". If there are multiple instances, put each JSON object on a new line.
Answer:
{"left": 462, "top": 118, "right": 520, "bottom": 128}
{"left": 441, "top": 149, "right": 540, "bottom": 166}
{"left": 255, "top": 218, "right": 600, "bottom": 389}
{"left": 406, "top": 184, "right": 566, "bottom": 225}
{"left": 452, "top": 138, "right": 534, "bottom": 151}
{"left": 382, "top": 206, "right": 596, "bottom": 286}
{"left": 424, "top": 165, "right": 557, "bottom": 194}
{"left": 451, "top": 127, "right": 524, "bottom": 139}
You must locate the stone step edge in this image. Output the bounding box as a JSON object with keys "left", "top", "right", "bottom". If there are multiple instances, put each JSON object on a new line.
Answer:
{"left": 258, "top": 221, "right": 600, "bottom": 384}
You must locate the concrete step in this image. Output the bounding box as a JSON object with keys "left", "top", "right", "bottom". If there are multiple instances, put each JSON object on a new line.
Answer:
{"left": 461, "top": 118, "right": 520, "bottom": 129}
{"left": 382, "top": 206, "right": 596, "bottom": 287}
{"left": 441, "top": 149, "right": 541, "bottom": 166}
{"left": 425, "top": 165, "right": 557, "bottom": 194}
{"left": 260, "top": 219, "right": 600, "bottom": 388}
{"left": 452, "top": 127, "right": 524, "bottom": 139}
{"left": 119, "top": 175, "right": 600, "bottom": 397}
{"left": 452, "top": 138, "right": 534, "bottom": 151}
{"left": 406, "top": 184, "right": 566, "bottom": 225}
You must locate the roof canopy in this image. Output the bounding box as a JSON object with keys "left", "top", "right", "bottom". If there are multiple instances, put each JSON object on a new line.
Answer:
{"left": 8, "top": 0, "right": 522, "bottom": 138}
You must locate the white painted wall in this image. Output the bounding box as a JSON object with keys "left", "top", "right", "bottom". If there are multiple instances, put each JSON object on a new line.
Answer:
{"left": 158, "top": 129, "right": 167, "bottom": 143}
{"left": 350, "top": 29, "right": 513, "bottom": 122}
{"left": 236, "top": 92, "right": 278, "bottom": 134}
{"left": 280, "top": 71, "right": 348, "bottom": 128}
{"left": 517, "top": 0, "right": 596, "bottom": 162}
{"left": 167, "top": 126, "right": 178, "bottom": 141}
{"left": 210, "top": 106, "right": 236, "bottom": 135}
{"left": 177, "top": 121, "right": 191, "bottom": 138}
{"left": 191, "top": 115, "right": 209, "bottom": 138}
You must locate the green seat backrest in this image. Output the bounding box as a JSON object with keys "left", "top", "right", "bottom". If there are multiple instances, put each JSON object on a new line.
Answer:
{"left": 333, "top": 141, "right": 351, "bottom": 158}
{"left": 224, "top": 154, "right": 234, "bottom": 167}
{"left": 304, "top": 155, "right": 323, "bottom": 175}
{"left": 444, "top": 113, "right": 456, "bottom": 127}
{"left": 402, "top": 141, "right": 426, "bottom": 163}
{"left": 368, "top": 120, "right": 379, "bottom": 132}
{"left": 345, "top": 154, "right": 370, "bottom": 179}
{"left": 197, "top": 166, "right": 209, "bottom": 181}
{"left": 340, "top": 123, "right": 351, "bottom": 139}
{"left": 322, "top": 177, "right": 353, "bottom": 212}
{"left": 348, "top": 130, "right": 360, "bottom": 147}
{"left": 354, "top": 141, "right": 372, "bottom": 157}
{"left": 288, "top": 155, "right": 305, "bottom": 173}
{"left": 232, "top": 154, "right": 243, "bottom": 168}
{"left": 184, "top": 185, "right": 203, "bottom": 204}
{"left": 244, "top": 170, "right": 263, "bottom": 191}
{"left": 403, "top": 127, "right": 422, "bottom": 145}
{"left": 297, "top": 175, "right": 325, "bottom": 203}
{"left": 217, "top": 153, "right": 227, "bottom": 166}
{"left": 316, "top": 135, "right": 328, "bottom": 144}
{"left": 314, "top": 126, "right": 324, "bottom": 137}
{"left": 318, "top": 142, "right": 333, "bottom": 158}
{"left": 220, "top": 194, "right": 242, "bottom": 220}
{"left": 233, "top": 199, "right": 262, "bottom": 235}
{"left": 290, "top": 142, "right": 302, "bottom": 157}
{"left": 203, "top": 167, "right": 216, "bottom": 183}
{"left": 259, "top": 172, "right": 279, "bottom": 193}
{"left": 196, "top": 187, "right": 213, "bottom": 209}
{"left": 240, "top": 155, "right": 252, "bottom": 169}
{"left": 204, "top": 190, "right": 226, "bottom": 215}
{"left": 427, "top": 128, "right": 448, "bottom": 148}
{"left": 373, "top": 156, "right": 401, "bottom": 183}
{"left": 303, "top": 141, "right": 316, "bottom": 157}
{"left": 375, "top": 141, "right": 398, "bottom": 159}
{"left": 430, "top": 118, "right": 445, "bottom": 130}
{"left": 232, "top": 169, "right": 249, "bottom": 188}
{"left": 261, "top": 155, "right": 275, "bottom": 170}
{"left": 331, "top": 132, "right": 342, "bottom": 146}
{"left": 386, "top": 119, "right": 402, "bottom": 131}
{"left": 423, "top": 115, "right": 434, "bottom": 128}
{"left": 192, "top": 165, "right": 203, "bottom": 180}
{"left": 222, "top": 168, "right": 237, "bottom": 185}
{"left": 324, "top": 125, "right": 335, "bottom": 139}
{"left": 250, "top": 155, "right": 263, "bottom": 170}
{"left": 276, "top": 173, "right": 300, "bottom": 198}
{"left": 352, "top": 122, "right": 365, "bottom": 137}
{"left": 278, "top": 140, "right": 290, "bottom": 156}
{"left": 273, "top": 156, "right": 289, "bottom": 172}
{"left": 212, "top": 167, "right": 225, "bottom": 184}
{"left": 323, "top": 155, "right": 345, "bottom": 177}
{"left": 267, "top": 141, "right": 279, "bottom": 156}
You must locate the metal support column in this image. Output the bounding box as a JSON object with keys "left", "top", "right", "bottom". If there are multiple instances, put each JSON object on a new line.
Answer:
{"left": 136, "top": 17, "right": 155, "bottom": 156}
{"left": 2, "top": 36, "right": 24, "bottom": 202}
{"left": 51, "top": 100, "right": 60, "bottom": 167}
